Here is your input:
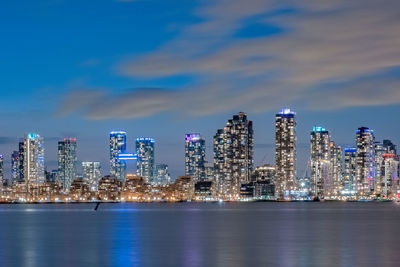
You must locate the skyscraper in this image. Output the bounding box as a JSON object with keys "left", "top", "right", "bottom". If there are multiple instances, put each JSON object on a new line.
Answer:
{"left": 185, "top": 133, "right": 206, "bottom": 182}
{"left": 381, "top": 153, "right": 399, "bottom": 197}
{"left": 0, "top": 155, "right": 4, "bottom": 187}
{"left": 330, "top": 141, "right": 343, "bottom": 195}
{"left": 374, "top": 141, "right": 385, "bottom": 196}
{"left": 343, "top": 147, "right": 357, "bottom": 194}
{"left": 275, "top": 108, "right": 296, "bottom": 198}
{"left": 23, "top": 133, "right": 45, "bottom": 188}
{"left": 18, "top": 141, "right": 25, "bottom": 183}
{"left": 213, "top": 112, "right": 254, "bottom": 199}
{"left": 57, "top": 138, "right": 77, "bottom": 191}
{"left": 310, "top": 126, "right": 332, "bottom": 198}
{"left": 82, "top": 161, "right": 102, "bottom": 191}
{"left": 11, "top": 151, "right": 19, "bottom": 183}
{"left": 136, "top": 137, "right": 155, "bottom": 184}
{"left": 110, "top": 131, "right": 127, "bottom": 182}
{"left": 356, "top": 127, "right": 376, "bottom": 196}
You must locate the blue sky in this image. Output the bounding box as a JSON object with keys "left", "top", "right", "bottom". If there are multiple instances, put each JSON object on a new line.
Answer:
{"left": 1, "top": 0, "right": 400, "bottom": 179}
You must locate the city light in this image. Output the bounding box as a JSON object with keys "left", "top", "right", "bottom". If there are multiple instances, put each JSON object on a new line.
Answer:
{"left": 0, "top": 110, "right": 399, "bottom": 203}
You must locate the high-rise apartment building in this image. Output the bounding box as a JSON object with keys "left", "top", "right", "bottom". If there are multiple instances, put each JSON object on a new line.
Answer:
{"left": 275, "top": 108, "right": 297, "bottom": 198}
{"left": 185, "top": 133, "right": 206, "bottom": 182}
{"left": 11, "top": 151, "right": 19, "bottom": 183}
{"left": 23, "top": 133, "right": 45, "bottom": 188}
{"left": 343, "top": 147, "right": 357, "bottom": 194}
{"left": 17, "top": 141, "right": 25, "bottom": 182}
{"left": 82, "top": 161, "right": 102, "bottom": 191}
{"left": 136, "top": 138, "right": 155, "bottom": 184}
{"left": 356, "top": 127, "right": 376, "bottom": 196}
{"left": 310, "top": 127, "right": 332, "bottom": 198}
{"left": 213, "top": 112, "right": 253, "bottom": 199}
{"left": 0, "top": 155, "right": 3, "bottom": 187}
{"left": 57, "top": 138, "right": 77, "bottom": 191}
{"left": 330, "top": 141, "right": 343, "bottom": 195}
{"left": 110, "top": 131, "right": 127, "bottom": 182}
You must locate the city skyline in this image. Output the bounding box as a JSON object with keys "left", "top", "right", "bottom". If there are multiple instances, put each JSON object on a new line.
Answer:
{"left": 1, "top": 0, "right": 400, "bottom": 180}
{"left": 0, "top": 108, "right": 398, "bottom": 184}
{"left": 2, "top": 1, "right": 400, "bottom": 266}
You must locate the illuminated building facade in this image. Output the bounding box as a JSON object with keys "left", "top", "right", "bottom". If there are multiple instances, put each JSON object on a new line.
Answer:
{"left": 381, "top": 153, "right": 399, "bottom": 197}
{"left": 213, "top": 129, "right": 225, "bottom": 192}
{"left": 136, "top": 137, "right": 155, "bottom": 184}
{"left": 310, "top": 127, "right": 332, "bottom": 198}
{"left": 57, "top": 138, "right": 77, "bottom": 191}
{"left": 253, "top": 164, "right": 276, "bottom": 182}
{"left": 330, "top": 141, "right": 343, "bottom": 194}
{"left": 213, "top": 112, "right": 254, "bottom": 199}
{"left": 110, "top": 131, "right": 127, "bottom": 182}
{"left": 11, "top": 151, "right": 19, "bottom": 183}
{"left": 23, "top": 133, "right": 45, "bottom": 188}
{"left": 0, "top": 155, "right": 3, "bottom": 187}
{"left": 185, "top": 133, "right": 206, "bottom": 182}
{"left": 17, "top": 141, "right": 25, "bottom": 183}
{"left": 343, "top": 147, "right": 357, "bottom": 194}
{"left": 356, "top": 127, "right": 376, "bottom": 196}
{"left": 275, "top": 108, "right": 296, "bottom": 198}
{"left": 154, "top": 163, "right": 171, "bottom": 185}
{"left": 82, "top": 161, "right": 102, "bottom": 191}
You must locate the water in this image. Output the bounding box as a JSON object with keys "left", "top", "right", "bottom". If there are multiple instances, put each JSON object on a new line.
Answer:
{"left": 1, "top": 202, "right": 400, "bottom": 267}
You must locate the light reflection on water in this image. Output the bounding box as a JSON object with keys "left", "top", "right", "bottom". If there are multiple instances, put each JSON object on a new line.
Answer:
{"left": 1, "top": 202, "right": 400, "bottom": 267}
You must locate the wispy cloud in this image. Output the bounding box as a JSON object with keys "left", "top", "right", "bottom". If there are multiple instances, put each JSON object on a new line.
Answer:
{"left": 60, "top": 0, "right": 400, "bottom": 119}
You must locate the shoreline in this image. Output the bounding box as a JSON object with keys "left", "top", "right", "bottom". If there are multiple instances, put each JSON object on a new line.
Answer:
{"left": 0, "top": 199, "right": 396, "bottom": 204}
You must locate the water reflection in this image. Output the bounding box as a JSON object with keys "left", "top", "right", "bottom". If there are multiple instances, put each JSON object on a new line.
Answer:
{"left": 0, "top": 203, "right": 400, "bottom": 266}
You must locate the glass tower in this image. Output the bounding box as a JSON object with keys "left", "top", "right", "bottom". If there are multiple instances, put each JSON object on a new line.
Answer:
{"left": 24, "top": 133, "right": 45, "bottom": 188}
{"left": 185, "top": 133, "right": 206, "bottom": 182}
{"left": 310, "top": 127, "right": 332, "bottom": 198}
{"left": 0, "top": 155, "right": 3, "bottom": 187}
{"left": 275, "top": 108, "right": 296, "bottom": 198}
{"left": 136, "top": 138, "right": 155, "bottom": 184}
{"left": 356, "top": 127, "right": 376, "bottom": 196}
{"left": 57, "top": 138, "right": 78, "bottom": 191}
{"left": 110, "top": 131, "right": 127, "bottom": 182}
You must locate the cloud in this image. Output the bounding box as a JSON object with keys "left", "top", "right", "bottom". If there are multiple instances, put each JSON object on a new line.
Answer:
{"left": 62, "top": 0, "right": 400, "bottom": 119}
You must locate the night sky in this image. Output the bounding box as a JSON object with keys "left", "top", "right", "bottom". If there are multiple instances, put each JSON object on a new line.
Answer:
{"left": 1, "top": 0, "right": 400, "bottom": 179}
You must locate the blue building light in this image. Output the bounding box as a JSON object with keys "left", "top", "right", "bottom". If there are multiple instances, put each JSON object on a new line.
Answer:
{"left": 312, "top": 126, "right": 326, "bottom": 132}
{"left": 110, "top": 131, "right": 127, "bottom": 135}
{"left": 278, "top": 108, "right": 296, "bottom": 115}
{"left": 118, "top": 153, "right": 138, "bottom": 160}
{"left": 185, "top": 133, "right": 201, "bottom": 142}
{"left": 27, "top": 133, "right": 39, "bottom": 139}
{"left": 136, "top": 137, "right": 155, "bottom": 143}
{"left": 345, "top": 147, "right": 357, "bottom": 153}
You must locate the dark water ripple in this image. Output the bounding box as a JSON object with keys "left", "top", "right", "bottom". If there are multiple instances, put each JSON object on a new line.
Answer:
{"left": 1, "top": 202, "right": 400, "bottom": 267}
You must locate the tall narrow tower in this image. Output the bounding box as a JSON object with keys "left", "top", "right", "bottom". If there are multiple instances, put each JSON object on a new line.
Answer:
{"left": 185, "top": 133, "right": 206, "bottom": 182}
{"left": 310, "top": 127, "right": 332, "bottom": 198}
{"left": 356, "top": 127, "right": 376, "bottom": 196}
{"left": 110, "top": 131, "right": 127, "bottom": 182}
{"left": 136, "top": 138, "right": 155, "bottom": 184}
{"left": 275, "top": 108, "right": 297, "bottom": 198}
{"left": 57, "top": 138, "right": 78, "bottom": 191}
{"left": 24, "top": 133, "right": 45, "bottom": 189}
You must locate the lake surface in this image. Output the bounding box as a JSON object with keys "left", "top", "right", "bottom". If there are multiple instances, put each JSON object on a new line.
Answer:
{"left": 1, "top": 202, "right": 400, "bottom": 267}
